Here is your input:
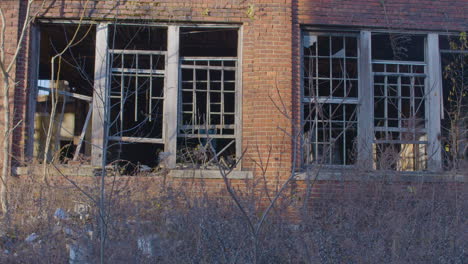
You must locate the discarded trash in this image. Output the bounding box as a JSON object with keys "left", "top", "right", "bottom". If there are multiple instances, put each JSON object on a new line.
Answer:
{"left": 54, "top": 208, "right": 70, "bottom": 220}
{"left": 25, "top": 233, "right": 38, "bottom": 243}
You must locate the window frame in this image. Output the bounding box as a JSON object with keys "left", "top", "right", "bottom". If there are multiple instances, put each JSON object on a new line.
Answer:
{"left": 27, "top": 22, "right": 243, "bottom": 169}
{"left": 301, "top": 31, "right": 361, "bottom": 168}
{"left": 169, "top": 26, "right": 243, "bottom": 169}
{"left": 300, "top": 29, "right": 444, "bottom": 172}
{"left": 107, "top": 49, "right": 167, "bottom": 145}
{"left": 438, "top": 34, "right": 468, "bottom": 170}
{"left": 104, "top": 24, "right": 242, "bottom": 168}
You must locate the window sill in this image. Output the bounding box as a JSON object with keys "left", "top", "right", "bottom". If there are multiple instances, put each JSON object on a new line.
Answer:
{"left": 14, "top": 165, "right": 253, "bottom": 180}
{"left": 295, "top": 169, "right": 467, "bottom": 183}
{"left": 169, "top": 169, "right": 253, "bottom": 179}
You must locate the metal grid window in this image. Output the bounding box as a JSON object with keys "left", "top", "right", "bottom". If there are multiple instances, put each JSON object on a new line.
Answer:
{"left": 372, "top": 61, "right": 428, "bottom": 171}
{"left": 109, "top": 50, "right": 166, "bottom": 143}
{"left": 178, "top": 58, "right": 237, "bottom": 165}
{"left": 302, "top": 33, "right": 359, "bottom": 166}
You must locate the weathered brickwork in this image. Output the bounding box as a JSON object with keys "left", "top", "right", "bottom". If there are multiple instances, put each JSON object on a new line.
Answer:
{"left": 10, "top": 0, "right": 297, "bottom": 181}
{"left": 297, "top": 0, "right": 467, "bottom": 30}
{"left": 0, "top": 0, "right": 21, "bottom": 167}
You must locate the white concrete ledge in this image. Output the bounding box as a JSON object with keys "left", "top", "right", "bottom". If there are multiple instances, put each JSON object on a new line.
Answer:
{"left": 169, "top": 169, "right": 253, "bottom": 179}
{"left": 14, "top": 165, "right": 465, "bottom": 183}
{"left": 14, "top": 165, "right": 96, "bottom": 177}
{"left": 295, "top": 169, "right": 467, "bottom": 183}
{"left": 14, "top": 165, "right": 253, "bottom": 179}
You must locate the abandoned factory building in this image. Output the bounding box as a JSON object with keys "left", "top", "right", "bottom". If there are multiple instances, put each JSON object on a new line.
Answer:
{"left": 1, "top": 0, "right": 467, "bottom": 182}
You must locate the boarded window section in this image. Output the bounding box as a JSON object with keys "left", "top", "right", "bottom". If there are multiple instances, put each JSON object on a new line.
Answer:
{"left": 178, "top": 58, "right": 237, "bottom": 167}
{"left": 372, "top": 61, "right": 428, "bottom": 171}
{"left": 109, "top": 50, "right": 166, "bottom": 142}
{"left": 302, "top": 33, "right": 359, "bottom": 166}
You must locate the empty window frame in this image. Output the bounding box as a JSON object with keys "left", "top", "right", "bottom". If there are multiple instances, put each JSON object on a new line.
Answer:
{"left": 177, "top": 28, "right": 239, "bottom": 168}
{"left": 108, "top": 50, "right": 166, "bottom": 142}
{"left": 30, "top": 23, "right": 96, "bottom": 162}
{"left": 302, "top": 32, "right": 359, "bottom": 166}
{"left": 372, "top": 34, "right": 428, "bottom": 171}
{"left": 106, "top": 25, "right": 167, "bottom": 167}
{"left": 179, "top": 59, "right": 236, "bottom": 137}
{"left": 28, "top": 23, "right": 242, "bottom": 169}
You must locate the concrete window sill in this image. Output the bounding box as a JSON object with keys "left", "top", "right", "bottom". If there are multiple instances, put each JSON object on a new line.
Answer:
{"left": 169, "top": 169, "right": 252, "bottom": 179}
{"left": 14, "top": 165, "right": 253, "bottom": 180}
{"left": 295, "top": 169, "right": 467, "bottom": 183}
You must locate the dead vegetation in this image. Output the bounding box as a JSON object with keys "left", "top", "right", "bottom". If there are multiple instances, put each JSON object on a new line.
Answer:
{"left": 0, "top": 170, "right": 465, "bottom": 263}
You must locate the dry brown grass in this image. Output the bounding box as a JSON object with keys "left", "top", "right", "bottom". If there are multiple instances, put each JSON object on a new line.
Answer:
{"left": 0, "top": 169, "right": 466, "bottom": 263}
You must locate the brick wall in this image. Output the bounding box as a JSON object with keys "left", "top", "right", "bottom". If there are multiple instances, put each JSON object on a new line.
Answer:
{"left": 0, "top": 0, "right": 21, "bottom": 168}
{"left": 5, "top": 0, "right": 468, "bottom": 185}
{"left": 12, "top": 0, "right": 296, "bottom": 182}
{"left": 297, "top": 0, "right": 467, "bottom": 31}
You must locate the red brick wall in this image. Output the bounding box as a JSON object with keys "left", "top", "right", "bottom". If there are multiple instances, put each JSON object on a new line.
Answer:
{"left": 6, "top": 0, "right": 468, "bottom": 183}
{"left": 12, "top": 0, "right": 31, "bottom": 164}
{"left": 0, "top": 0, "right": 22, "bottom": 166}
{"left": 297, "top": 0, "right": 467, "bottom": 31}
{"left": 240, "top": 2, "right": 294, "bottom": 181}
{"left": 8, "top": 0, "right": 295, "bottom": 181}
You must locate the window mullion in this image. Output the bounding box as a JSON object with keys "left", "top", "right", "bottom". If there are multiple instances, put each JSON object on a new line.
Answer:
{"left": 426, "top": 33, "right": 443, "bottom": 170}
{"left": 357, "top": 30, "right": 373, "bottom": 168}
{"left": 91, "top": 23, "right": 109, "bottom": 166}
{"left": 164, "top": 25, "right": 180, "bottom": 168}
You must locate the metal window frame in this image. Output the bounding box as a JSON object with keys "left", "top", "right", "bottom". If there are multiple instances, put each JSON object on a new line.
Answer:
{"left": 168, "top": 25, "right": 243, "bottom": 169}
{"left": 300, "top": 29, "right": 445, "bottom": 172}
{"left": 368, "top": 33, "right": 443, "bottom": 171}
{"left": 26, "top": 22, "right": 243, "bottom": 169}
{"left": 108, "top": 49, "right": 167, "bottom": 144}
{"left": 301, "top": 31, "right": 360, "bottom": 167}
{"left": 178, "top": 57, "right": 237, "bottom": 137}
{"left": 177, "top": 57, "right": 239, "bottom": 167}
{"left": 371, "top": 61, "right": 429, "bottom": 171}
{"left": 372, "top": 61, "right": 428, "bottom": 137}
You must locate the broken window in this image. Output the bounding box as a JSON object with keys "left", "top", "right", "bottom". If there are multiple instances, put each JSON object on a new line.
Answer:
{"left": 33, "top": 23, "right": 96, "bottom": 162}
{"left": 177, "top": 28, "right": 239, "bottom": 168}
{"left": 301, "top": 31, "right": 448, "bottom": 172}
{"left": 107, "top": 26, "right": 167, "bottom": 168}
{"left": 29, "top": 23, "right": 240, "bottom": 171}
{"left": 302, "top": 32, "right": 359, "bottom": 166}
{"left": 372, "top": 34, "right": 428, "bottom": 171}
{"left": 439, "top": 35, "right": 468, "bottom": 169}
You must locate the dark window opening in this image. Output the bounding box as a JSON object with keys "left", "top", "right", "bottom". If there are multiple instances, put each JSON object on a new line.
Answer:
{"left": 107, "top": 142, "right": 164, "bottom": 174}
{"left": 177, "top": 28, "right": 238, "bottom": 169}
{"left": 31, "top": 23, "right": 241, "bottom": 170}
{"left": 34, "top": 24, "right": 96, "bottom": 163}
{"left": 177, "top": 138, "right": 236, "bottom": 169}
{"left": 180, "top": 28, "right": 238, "bottom": 57}
{"left": 439, "top": 35, "right": 466, "bottom": 51}
{"left": 371, "top": 34, "right": 428, "bottom": 171}
{"left": 107, "top": 25, "right": 168, "bottom": 168}
{"left": 108, "top": 25, "right": 167, "bottom": 51}
{"left": 302, "top": 33, "right": 359, "bottom": 166}
{"left": 440, "top": 40, "right": 468, "bottom": 169}
{"left": 372, "top": 33, "right": 425, "bottom": 62}
{"left": 109, "top": 54, "right": 165, "bottom": 139}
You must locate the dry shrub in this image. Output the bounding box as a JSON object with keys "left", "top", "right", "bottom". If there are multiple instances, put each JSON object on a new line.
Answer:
{"left": 298, "top": 179, "right": 467, "bottom": 264}
{"left": 0, "top": 169, "right": 466, "bottom": 263}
